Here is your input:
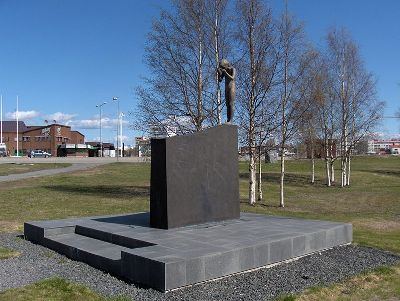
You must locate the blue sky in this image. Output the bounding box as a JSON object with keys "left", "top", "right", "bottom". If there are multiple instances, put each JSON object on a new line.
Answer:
{"left": 0, "top": 0, "right": 399, "bottom": 145}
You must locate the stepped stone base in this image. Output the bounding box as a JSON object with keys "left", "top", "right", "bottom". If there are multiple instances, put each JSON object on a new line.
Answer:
{"left": 24, "top": 212, "right": 352, "bottom": 292}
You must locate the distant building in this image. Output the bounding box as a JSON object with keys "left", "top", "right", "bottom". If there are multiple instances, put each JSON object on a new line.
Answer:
{"left": 1, "top": 121, "right": 84, "bottom": 156}
{"left": 135, "top": 136, "right": 151, "bottom": 157}
{"left": 304, "top": 139, "right": 338, "bottom": 159}
{"left": 140, "top": 116, "right": 193, "bottom": 158}
{"left": 149, "top": 115, "right": 193, "bottom": 138}
{"left": 367, "top": 139, "right": 400, "bottom": 154}
{"left": 85, "top": 142, "right": 115, "bottom": 157}
{"left": 57, "top": 143, "right": 95, "bottom": 157}
{"left": 239, "top": 139, "right": 280, "bottom": 162}
{"left": 390, "top": 144, "right": 400, "bottom": 155}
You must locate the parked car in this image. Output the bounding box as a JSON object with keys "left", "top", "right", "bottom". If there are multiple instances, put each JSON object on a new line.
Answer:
{"left": 29, "top": 150, "right": 52, "bottom": 158}
{"left": 0, "top": 143, "right": 7, "bottom": 157}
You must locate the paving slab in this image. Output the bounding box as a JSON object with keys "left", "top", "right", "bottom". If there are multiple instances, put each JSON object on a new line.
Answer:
{"left": 24, "top": 212, "right": 352, "bottom": 292}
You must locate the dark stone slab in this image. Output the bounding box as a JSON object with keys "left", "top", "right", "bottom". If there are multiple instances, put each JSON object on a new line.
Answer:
{"left": 150, "top": 124, "right": 240, "bottom": 229}
{"left": 24, "top": 213, "right": 353, "bottom": 292}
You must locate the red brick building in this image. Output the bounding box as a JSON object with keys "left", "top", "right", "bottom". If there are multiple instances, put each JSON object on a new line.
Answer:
{"left": 1, "top": 121, "right": 84, "bottom": 156}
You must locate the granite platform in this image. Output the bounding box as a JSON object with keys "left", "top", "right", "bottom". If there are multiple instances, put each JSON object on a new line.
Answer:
{"left": 24, "top": 212, "right": 352, "bottom": 292}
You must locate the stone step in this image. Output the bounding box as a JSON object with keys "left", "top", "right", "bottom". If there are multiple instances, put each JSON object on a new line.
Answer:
{"left": 75, "top": 224, "right": 155, "bottom": 249}
{"left": 43, "top": 233, "right": 128, "bottom": 275}
{"left": 25, "top": 212, "right": 353, "bottom": 292}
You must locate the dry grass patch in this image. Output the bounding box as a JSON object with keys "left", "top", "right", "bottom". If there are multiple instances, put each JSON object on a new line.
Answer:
{"left": 354, "top": 218, "right": 400, "bottom": 231}
{"left": 291, "top": 265, "right": 400, "bottom": 301}
{"left": 0, "top": 246, "right": 20, "bottom": 259}
{"left": 0, "top": 221, "right": 20, "bottom": 233}
{"left": 0, "top": 278, "right": 129, "bottom": 301}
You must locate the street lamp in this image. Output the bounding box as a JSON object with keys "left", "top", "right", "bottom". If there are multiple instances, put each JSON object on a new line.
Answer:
{"left": 96, "top": 102, "right": 107, "bottom": 157}
{"left": 112, "top": 97, "right": 120, "bottom": 160}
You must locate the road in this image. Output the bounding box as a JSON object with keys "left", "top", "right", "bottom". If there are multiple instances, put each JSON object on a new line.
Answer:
{"left": 0, "top": 157, "right": 148, "bottom": 164}
{"left": 0, "top": 157, "right": 148, "bottom": 182}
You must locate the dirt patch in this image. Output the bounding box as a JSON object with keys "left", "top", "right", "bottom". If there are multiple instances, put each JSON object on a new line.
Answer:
{"left": 0, "top": 221, "right": 21, "bottom": 233}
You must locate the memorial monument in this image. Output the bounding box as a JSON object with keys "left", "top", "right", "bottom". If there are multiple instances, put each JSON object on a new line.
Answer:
{"left": 217, "top": 58, "right": 236, "bottom": 123}
{"left": 24, "top": 59, "right": 352, "bottom": 292}
{"left": 150, "top": 124, "right": 240, "bottom": 229}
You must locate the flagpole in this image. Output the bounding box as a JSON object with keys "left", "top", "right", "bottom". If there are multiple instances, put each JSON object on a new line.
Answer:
{"left": 119, "top": 112, "right": 124, "bottom": 158}
{"left": 16, "top": 96, "right": 19, "bottom": 157}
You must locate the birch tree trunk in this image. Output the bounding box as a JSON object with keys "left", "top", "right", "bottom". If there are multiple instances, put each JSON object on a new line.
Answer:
{"left": 325, "top": 136, "right": 331, "bottom": 186}
{"left": 310, "top": 134, "right": 315, "bottom": 184}
{"left": 325, "top": 157, "right": 331, "bottom": 186}
{"left": 330, "top": 160, "right": 335, "bottom": 183}
{"left": 196, "top": 35, "right": 204, "bottom": 131}
{"left": 213, "top": 0, "right": 222, "bottom": 125}
{"left": 279, "top": 1, "right": 289, "bottom": 208}
{"left": 258, "top": 147, "right": 263, "bottom": 201}
{"left": 280, "top": 150, "right": 285, "bottom": 207}
{"left": 341, "top": 156, "right": 345, "bottom": 187}
{"left": 341, "top": 112, "right": 347, "bottom": 188}
{"left": 249, "top": 148, "right": 256, "bottom": 205}
{"left": 247, "top": 1, "right": 257, "bottom": 206}
{"left": 346, "top": 152, "right": 351, "bottom": 186}
{"left": 311, "top": 150, "right": 315, "bottom": 184}
{"left": 249, "top": 110, "right": 256, "bottom": 204}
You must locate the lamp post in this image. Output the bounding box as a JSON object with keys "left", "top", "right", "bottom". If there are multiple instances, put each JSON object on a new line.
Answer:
{"left": 96, "top": 102, "right": 107, "bottom": 157}
{"left": 112, "top": 97, "right": 119, "bottom": 160}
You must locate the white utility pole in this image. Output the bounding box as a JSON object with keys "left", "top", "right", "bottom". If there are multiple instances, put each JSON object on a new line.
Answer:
{"left": 113, "top": 97, "right": 119, "bottom": 160}
{"left": 16, "top": 96, "right": 19, "bottom": 157}
{"left": 120, "top": 112, "right": 124, "bottom": 157}
{"left": 96, "top": 102, "right": 107, "bottom": 157}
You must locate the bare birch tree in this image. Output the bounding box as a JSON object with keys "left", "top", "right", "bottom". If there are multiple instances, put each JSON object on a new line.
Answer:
{"left": 345, "top": 67, "right": 383, "bottom": 185}
{"left": 204, "top": 0, "right": 231, "bottom": 125}
{"left": 309, "top": 59, "right": 335, "bottom": 186}
{"left": 255, "top": 101, "right": 280, "bottom": 202}
{"left": 298, "top": 103, "right": 318, "bottom": 184}
{"left": 276, "top": 5, "right": 315, "bottom": 207}
{"left": 326, "top": 28, "right": 382, "bottom": 187}
{"left": 136, "top": 0, "right": 212, "bottom": 134}
{"left": 235, "top": 0, "right": 277, "bottom": 205}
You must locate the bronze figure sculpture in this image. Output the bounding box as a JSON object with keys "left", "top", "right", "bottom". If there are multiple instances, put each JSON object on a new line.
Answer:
{"left": 217, "top": 59, "right": 236, "bottom": 123}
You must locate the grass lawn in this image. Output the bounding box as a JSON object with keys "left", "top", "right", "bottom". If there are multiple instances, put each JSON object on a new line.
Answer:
{"left": 0, "top": 278, "right": 129, "bottom": 301}
{"left": 0, "top": 163, "right": 71, "bottom": 176}
{"left": 0, "top": 246, "right": 19, "bottom": 259}
{"left": 0, "top": 163, "right": 149, "bottom": 232}
{"left": 0, "top": 156, "right": 399, "bottom": 300}
{"left": 240, "top": 156, "right": 400, "bottom": 254}
{"left": 276, "top": 264, "right": 400, "bottom": 301}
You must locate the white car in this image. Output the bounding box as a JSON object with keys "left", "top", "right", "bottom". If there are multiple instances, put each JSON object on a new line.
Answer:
{"left": 29, "top": 150, "right": 52, "bottom": 158}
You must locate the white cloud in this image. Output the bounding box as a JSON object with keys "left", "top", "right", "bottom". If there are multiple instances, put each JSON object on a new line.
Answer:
{"left": 6, "top": 110, "right": 40, "bottom": 120}
{"left": 68, "top": 117, "right": 129, "bottom": 129}
{"left": 68, "top": 119, "right": 102, "bottom": 129}
{"left": 114, "top": 135, "right": 129, "bottom": 143}
{"left": 45, "top": 112, "right": 77, "bottom": 123}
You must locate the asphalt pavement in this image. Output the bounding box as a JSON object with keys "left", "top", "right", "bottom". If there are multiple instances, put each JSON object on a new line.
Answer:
{"left": 0, "top": 157, "right": 147, "bottom": 182}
